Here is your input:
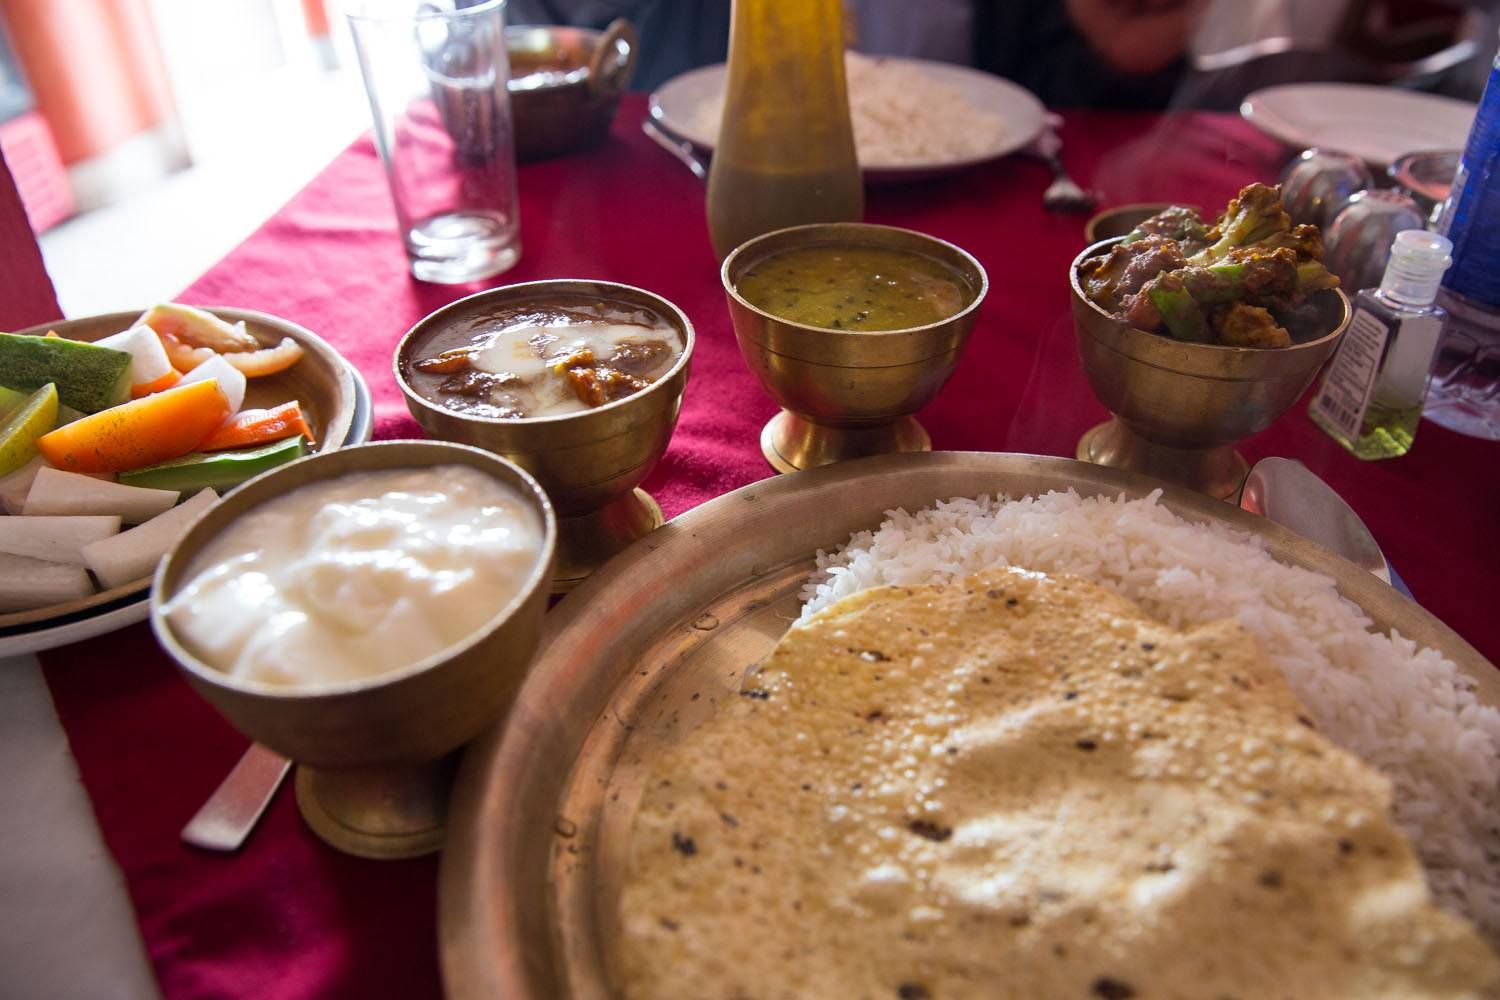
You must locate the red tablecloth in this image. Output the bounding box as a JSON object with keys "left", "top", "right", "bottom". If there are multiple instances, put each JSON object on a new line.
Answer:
{"left": 37, "top": 96, "right": 1500, "bottom": 999}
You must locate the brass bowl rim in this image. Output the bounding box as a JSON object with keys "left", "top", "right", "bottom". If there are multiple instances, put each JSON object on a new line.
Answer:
{"left": 149, "top": 439, "right": 558, "bottom": 701}
{"left": 1071, "top": 236, "right": 1350, "bottom": 357}
{"left": 506, "top": 24, "right": 614, "bottom": 91}
{"left": 391, "top": 279, "right": 695, "bottom": 430}
{"left": 720, "top": 222, "right": 990, "bottom": 338}
{"left": 1082, "top": 202, "right": 1199, "bottom": 247}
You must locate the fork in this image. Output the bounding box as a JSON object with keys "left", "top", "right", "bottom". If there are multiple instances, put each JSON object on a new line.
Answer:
{"left": 1030, "top": 120, "right": 1096, "bottom": 214}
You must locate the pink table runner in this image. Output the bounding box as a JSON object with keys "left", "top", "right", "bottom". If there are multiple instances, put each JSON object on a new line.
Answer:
{"left": 38, "top": 97, "right": 1500, "bottom": 999}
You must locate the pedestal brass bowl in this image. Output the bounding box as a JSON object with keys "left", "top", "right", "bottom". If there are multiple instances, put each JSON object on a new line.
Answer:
{"left": 394, "top": 280, "right": 693, "bottom": 592}
{"left": 1071, "top": 238, "right": 1351, "bottom": 500}
{"left": 151, "top": 440, "right": 556, "bottom": 859}
{"left": 721, "top": 223, "right": 988, "bottom": 474}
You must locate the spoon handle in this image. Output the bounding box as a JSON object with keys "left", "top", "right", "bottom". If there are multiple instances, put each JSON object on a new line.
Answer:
{"left": 181, "top": 743, "right": 291, "bottom": 853}
{"left": 641, "top": 119, "right": 708, "bottom": 183}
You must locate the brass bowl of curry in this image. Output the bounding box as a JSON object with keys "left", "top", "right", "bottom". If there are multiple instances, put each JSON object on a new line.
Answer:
{"left": 1071, "top": 236, "right": 1351, "bottom": 500}
{"left": 394, "top": 279, "right": 693, "bottom": 592}
{"left": 722, "top": 223, "right": 988, "bottom": 473}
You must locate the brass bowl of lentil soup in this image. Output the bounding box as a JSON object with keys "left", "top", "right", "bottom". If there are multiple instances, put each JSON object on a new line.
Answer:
{"left": 722, "top": 223, "right": 987, "bottom": 473}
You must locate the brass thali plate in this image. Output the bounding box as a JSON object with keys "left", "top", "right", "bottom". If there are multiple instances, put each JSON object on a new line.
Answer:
{"left": 439, "top": 451, "right": 1499, "bottom": 999}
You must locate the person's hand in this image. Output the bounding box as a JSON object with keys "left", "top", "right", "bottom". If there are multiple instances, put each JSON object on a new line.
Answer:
{"left": 1063, "top": 0, "right": 1208, "bottom": 76}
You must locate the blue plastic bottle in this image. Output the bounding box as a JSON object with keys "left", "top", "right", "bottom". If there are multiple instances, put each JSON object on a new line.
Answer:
{"left": 1427, "top": 42, "right": 1500, "bottom": 440}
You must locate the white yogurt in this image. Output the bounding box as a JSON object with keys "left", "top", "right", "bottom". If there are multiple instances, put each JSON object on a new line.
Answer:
{"left": 165, "top": 465, "right": 541, "bottom": 688}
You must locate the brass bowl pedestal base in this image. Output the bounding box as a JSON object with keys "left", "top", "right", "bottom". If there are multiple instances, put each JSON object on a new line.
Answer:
{"left": 294, "top": 752, "right": 462, "bottom": 860}
{"left": 552, "top": 488, "right": 664, "bottom": 593}
{"left": 760, "top": 410, "right": 932, "bottom": 474}
{"left": 1077, "top": 418, "right": 1249, "bottom": 501}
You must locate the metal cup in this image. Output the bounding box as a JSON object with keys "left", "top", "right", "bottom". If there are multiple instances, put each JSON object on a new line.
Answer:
{"left": 1072, "top": 238, "right": 1352, "bottom": 500}
{"left": 152, "top": 441, "right": 557, "bottom": 859}
{"left": 720, "top": 223, "right": 987, "bottom": 473}
{"left": 394, "top": 280, "right": 694, "bottom": 592}
{"left": 1281, "top": 149, "right": 1372, "bottom": 230}
{"left": 1324, "top": 189, "right": 1427, "bottom": 294}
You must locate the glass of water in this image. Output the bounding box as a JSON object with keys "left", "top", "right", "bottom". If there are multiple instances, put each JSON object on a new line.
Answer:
{"left": 348, "top": 0, "right": 521, "bottom": 284}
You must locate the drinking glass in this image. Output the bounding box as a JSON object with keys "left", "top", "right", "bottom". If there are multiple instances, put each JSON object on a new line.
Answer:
{"left": 348, "top": 0, "right": 521, "bottom": 283}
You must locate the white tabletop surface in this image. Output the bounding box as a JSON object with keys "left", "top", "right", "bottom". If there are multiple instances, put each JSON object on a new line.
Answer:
{"left": 1, "top": 653, "right": 160, "bottom": 1000}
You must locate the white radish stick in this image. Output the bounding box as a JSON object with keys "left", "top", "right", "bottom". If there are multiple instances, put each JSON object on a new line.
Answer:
{"left": 82, "top": 488, "right": 218, "bottom": 589}
{"left": 177, "top": 354, "right": 247, "bottom": 414}
{"left": 22, "top": 467, "right": 180, "bottom": 523}
{"left": 0, "top": 515, "right": 121, "bottom": 564}
{"left": 0, "top": 553, "right": 95, "bottom": 611}
{"left": 94, "top": 325, "right": 180, "bottom": 395}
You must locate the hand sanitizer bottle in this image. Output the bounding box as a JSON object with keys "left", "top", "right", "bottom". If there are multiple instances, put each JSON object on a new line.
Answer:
{"left": 1310, "top": 230, "right": 1453, "bottom": 459}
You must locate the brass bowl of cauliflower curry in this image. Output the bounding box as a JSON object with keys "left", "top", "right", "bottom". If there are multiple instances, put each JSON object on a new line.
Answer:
{"left": 1070, "top": 183, "right": 1351, "bottom": 501}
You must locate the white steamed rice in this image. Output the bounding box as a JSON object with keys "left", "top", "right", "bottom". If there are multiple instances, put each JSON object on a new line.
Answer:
{"left": 690, "top": 51, "right": 1008, "bottom": 168}
{"left": 800, "top": 489, "right": 1500, "bottom": 942}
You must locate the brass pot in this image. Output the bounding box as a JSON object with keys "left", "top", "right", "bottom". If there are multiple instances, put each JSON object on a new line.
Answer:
{"left": 507, "top": 20, "right": 636, "bottom": 161}
{"left": 151, "top": 440, "right": 557, "bottom": 859}
{"left": 721, "top": 222, "right": 988, "bottom": 473}
{"left": 1071, "top": 237, "right": 1351, "bottom": 500}
{"left": 394, "top": 279, "right": 693, "bottom": 592}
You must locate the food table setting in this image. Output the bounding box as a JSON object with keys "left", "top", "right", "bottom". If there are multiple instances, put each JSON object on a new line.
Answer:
{"left": 5, "top": 1, "right": 1500, "bottom": 997}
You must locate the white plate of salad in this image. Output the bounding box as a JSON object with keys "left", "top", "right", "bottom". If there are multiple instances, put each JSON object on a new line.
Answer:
{"left": 0, "top": 304, "right": 369, "bottom": 657}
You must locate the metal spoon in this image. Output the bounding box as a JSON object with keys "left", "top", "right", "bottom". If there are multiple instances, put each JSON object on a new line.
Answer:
{"left": 1239, "top": 456, "right": 1408, "bottom": 594}
{"left": 181, "top": 743, "right": 290, "bottom": 852}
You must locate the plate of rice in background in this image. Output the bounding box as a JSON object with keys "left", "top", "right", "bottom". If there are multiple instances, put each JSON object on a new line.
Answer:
{"left": 440, "top": 452, "right": 1500, "bottom": 998}
{"left": 649, "top": 53, "right": 1046, "bottom": 182}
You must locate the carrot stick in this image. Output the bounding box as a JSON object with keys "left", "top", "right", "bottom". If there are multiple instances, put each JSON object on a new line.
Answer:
{"left": 36, "top": 379, "right": 231, "bottom": 473}
{"left": 199, "top": 400, "right": 313, "bottom": 452}
{"left": 129, "top": 369, "right": 182, "bottom": 399}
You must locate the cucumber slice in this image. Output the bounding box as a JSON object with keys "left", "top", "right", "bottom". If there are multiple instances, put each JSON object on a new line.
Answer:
{"left": 0, "top": 382, "right": 59, "bottom": 477}
{"left": 118, "top": 435, "right": 309, "bottom": 493}
{"left": 0, "top": 385, "right": 24, "bottom": 419}
{"left": 0, "top": 333, "right": 132, "bottom": 412}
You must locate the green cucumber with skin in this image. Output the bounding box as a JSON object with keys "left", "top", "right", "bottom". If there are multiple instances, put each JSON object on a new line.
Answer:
{"left": 0, "top": 333, "right": 132, "bottom": 412}
{"left": 119, "top": 436, "right": 309, "bottom": 493}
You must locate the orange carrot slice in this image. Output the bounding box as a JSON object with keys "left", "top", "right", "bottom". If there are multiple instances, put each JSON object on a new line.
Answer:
{"left": 129, "top": 369, "right": 182, "bottom": 399}
{"left": 200, "top": 400, "right": 314, "bottom": 452}
{"left": 36, "top": 379, "right": 231, "bottom": 473}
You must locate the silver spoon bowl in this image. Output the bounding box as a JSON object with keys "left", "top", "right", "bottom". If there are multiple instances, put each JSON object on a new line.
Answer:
{"left": 1239, "top": 456, "right": 1401, "bottom": 589}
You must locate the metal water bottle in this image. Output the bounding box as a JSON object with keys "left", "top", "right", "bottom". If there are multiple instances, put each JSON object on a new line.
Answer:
{"left": 1426, "top": 39, "right": 1500, "bottom": 440}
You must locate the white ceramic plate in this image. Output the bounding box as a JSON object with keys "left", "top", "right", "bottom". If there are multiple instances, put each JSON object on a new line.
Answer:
{"left": 1241, "top": 83, "right": 1475, "bottom": 167}
{"left": 0, "top": 364, "right": 373, "bottom": 659}
{"left": 649, "top": 58, "right": 1046, "bottom": 182}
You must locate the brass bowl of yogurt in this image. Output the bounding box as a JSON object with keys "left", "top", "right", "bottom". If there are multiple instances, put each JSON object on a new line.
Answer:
{"left": 394, "top": 279, "right": 693, "bottom": 593}
{"left": 722, "top": 223, "right": 988, "bottom": 473}
{"left": 150, "top": 440, "right": 557, "bottom": 860}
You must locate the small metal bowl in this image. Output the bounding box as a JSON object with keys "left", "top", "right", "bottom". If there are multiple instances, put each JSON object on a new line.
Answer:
{"left": 394, "top": 280, "right": 694, "bottom": 592}
{"left": 721, "top": 223, "right": 988, "bottom": 473}
{"left": 151, "top": 440, "right": 557, "bottom": 859}
{"left": 1071, "top": 238, "right": 1351, "bottom": 500}
{"left": 507, "top": 19, "right": 637, "bottom": 161}
{"left": 1083, "top": 203, "right": 1191, "bottom": 245}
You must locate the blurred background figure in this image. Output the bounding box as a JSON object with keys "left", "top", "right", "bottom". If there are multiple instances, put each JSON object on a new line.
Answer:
{"left": 1181, "top": 0, "right": 1500, "bottom": 107}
